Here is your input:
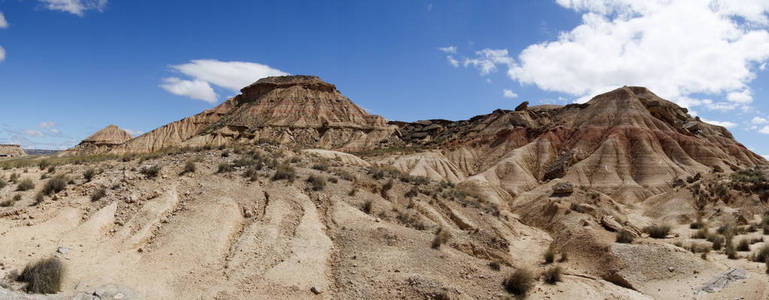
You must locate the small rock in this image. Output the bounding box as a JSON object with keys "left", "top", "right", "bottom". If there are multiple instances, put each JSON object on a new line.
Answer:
{"left": 668, "top": 267, "right": 675, "bottom": 272}
{"left": 57, "top": 247, "right": 69, "bottom": 254}
{"left": 311, "top": 286, "right": 323, "bottom": 295}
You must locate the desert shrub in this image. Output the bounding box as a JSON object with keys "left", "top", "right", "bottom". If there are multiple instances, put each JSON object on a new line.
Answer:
{"left": 140, "top": 165, "right": 161, "bottom": 178}
{"left": 181, "top": 161, "right": 196, "bottom": 175}
{"left": 737, "top": 239, "right": 751, "bottom": 251}
{"left": 91, "top": 188, "right": 106, "bottom": 202}
{"left": 371, "top": 169, "right": 386, "bottom": 180}
{"left": 243, "top": 166, "right": 259, "bottom": 181}
{"left": 616, "top": 230, "right": 635, "bottom": 243}
{"left": 217, "top": 163, "right": 234, "bottom": 173}
{"left": 19, "top": 257, "right": 63, "bottom": 294}
{"left": 543, "top": 246, "right": 555, "bottom": 264}
{"left": 396, "top": 210, "right": 427, "bottom": 230}
{"left": 47, "top": 166, "right": 55, "bottom": 174}
{"left": 405, "top": 187, "right": 419, "bottom": 198}
{"left": 9, "top": 173, "right": 18, "bottom": 183}
{"left": 311, "top": 163, "right": 329, "bottom": 171}
{"left": 307, "top": 175, "right": 326, "bottom": 191}
{"left": 690, "top": 216, "right": 705, "bottom": 229}
{"left": 431, "top": 228, "right": 451, "bottom": 249}
{"left": 692, "top": 226, "right": 709, "bottom": 239}
{"left": 559, "top": 252, "right": 568, "bottom": 262}
{"left": 542, "top": 266, "right": 562, "bottom": 285}
{"left": 690, "top": 243, "right": 711, "bottom": 253}
{"left": 42, "top": 175, "right": 68, "bottom": 196}
{"left": 272, "top": 165, "right": 296, "bottom": 182}
{"left": 725, "top": 235, "right": 737, "bottom": 259}
{"left": 16, "top": 178, "right": 35, "bottom": 191}
{"left": 83, "top": 168, "right": 97, "bottom": 182}
{"left": 711, "top": 235, "right": 724, "bottom": 250}
{"left": 732, "top": 168, "right": 766, "bottom": 184}
{"left": 382, "top": 179, "right": 394, "bottom": 192}
{"left": 336, "top": 170, "right": 354, "bottom": 181}
{"left": 489, "top": 261, "right": 501, "bottom": 271}
{"left": 753, "top": 245, "right": 769, "bottom": 263}
{"left": 362, "top": 199, "right": 372, "bottom": 214}
{"left": 645, "top": 224, "right": 671, "bottom": 239}
{"left": 751, "top": 237, "right": 764, "bottom": 244}
{"left": 503, "top": 269, "right": 533, "bottom": 296}
{"left": 328, "top": 177, "right": 338, "bottom": 183}
{"left": 38, "top": 160, "right": 50, "bottom": 170}
{"left": 0, "top": 178, "right": 6, "bottom": 189}
{"left": 33, "top": 192, "right": 44, "bottom": 206}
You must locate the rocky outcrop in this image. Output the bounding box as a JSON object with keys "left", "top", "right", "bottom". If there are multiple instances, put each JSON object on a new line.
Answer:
{"left": 66, "top": 125, "right": 133, "bottom": 155}
{"left": 112, "top": 75, "right": 396, "bottom": 153}
{"left": 0, "top": 144, "right": 25, "bottom": 158}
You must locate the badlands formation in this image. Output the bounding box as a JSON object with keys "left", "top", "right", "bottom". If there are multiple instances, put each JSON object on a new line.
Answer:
{"left": 0, "top": 76, "right": 767, "bottom": 299}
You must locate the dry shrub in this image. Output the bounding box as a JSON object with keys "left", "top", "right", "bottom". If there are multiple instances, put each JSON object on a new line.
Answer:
{"left": 542, "top": 266, "right": 562, "bottom": 285}
{"left": 19, "top": 257, "right": 63, "bottom": 294}
{"left": 503, "top": 269, "right": 533, "bottom": 296}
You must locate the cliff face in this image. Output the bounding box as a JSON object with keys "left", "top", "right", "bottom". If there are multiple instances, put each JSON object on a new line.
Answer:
{"left": 0, "top": 144, "right": 25, "bottom": 158}
{"left": 113, "top": 75, "right": 395, "bottom": 153}
{"left": 393, "top": 86, "right": 765, "bottom": 198}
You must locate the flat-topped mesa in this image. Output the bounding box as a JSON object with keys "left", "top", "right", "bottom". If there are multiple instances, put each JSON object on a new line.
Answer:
{"left": 0, "top": 144, "right": 26, "bottom": 158}
{"left": 112, "top": 75, "right": 396, "bottom": 154}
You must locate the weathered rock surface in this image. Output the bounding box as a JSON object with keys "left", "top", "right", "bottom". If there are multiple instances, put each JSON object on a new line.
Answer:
{"left": 66, "top": 125, "right": 133, "bottom": 155}
{"left": 0, "top": 144, "right": 25, "bottom": 158}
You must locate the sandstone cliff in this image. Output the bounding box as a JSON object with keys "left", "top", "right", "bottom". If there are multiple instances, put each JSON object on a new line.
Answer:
{"left": 67, "top": 125, "right": 133, "bottom": 155}
{"left": 0, "top": 144, "right": 25, "bottom": 158}
{"left": 112, "top": 75, "right": 395, "bottom": 153}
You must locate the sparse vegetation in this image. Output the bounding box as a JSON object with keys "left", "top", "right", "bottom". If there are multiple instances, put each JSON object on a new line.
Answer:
{"left": 306, "top": 175, "right": 326, "bottom": 191}
{"left": 140, "top": 165, "right": 161, "bottom": 178}
{"left": 0, "top": 177, "right": 6, "bottom": 189}
{"left": 33, "top": 192, "right": 44, "bottom": 206}
{"left": 272, "top": 164, "right": 296, "bottom": 182}
{"left": 645, "top": 224, "right": 671, "bottom": 239}
{"left": 711, "top": 235, "right": 724, "bottom": 250}
{"left": 42, "top": 175, "right": 68, "bottom": 196}
{"left": 544, "top": 245, "right": 555, "bottom": 264}
{"left": 489, "top": 261, "right": 501, "bottom": 271}
{"left": 16, "top": 178, "right": 35, "bottom": 191}
{"left": 83, "top": 168, "right": 97, "bottom": 182}
{"left": 503, "top": 269, "right": 533, "bottom": 296}
{"left": 38, "top": 160, "right": 51, "bottom": 170}
{"left": 692, "top": 226, "right": 709, "bottom": 239}
{"left": 311, "top": 163, "right": 329, "bottom": 171}
{"left": 181, "top": 161, "right": 196, "bottom": 175}
{"left": 737, "top": 239, "right": 751, "bottom": 251}
{"left": 431, "top": 228, "right": 451, "bottom": 249}
{"left": 91, "top": 188, "right": 106, "bottom": 202}
{"left": 19, "top": 257, "right": 63, "bottom": 294}
{"left": 752, "top": 244, "right": 769, "bottom": 263}
{"left": 616, "top": 230, "right": 635, "bottom": 243}
{"left": 543, "top": 266, "right": 562, "bottom": 285}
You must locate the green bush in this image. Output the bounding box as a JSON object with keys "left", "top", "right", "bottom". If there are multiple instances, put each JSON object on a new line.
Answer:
{"left": 42, "top": 175, "right": 68, "bottom": 196}
{"left": 503, "top": 269, "right": 533, "bottom": 296}
{"left": 16, "top": 178, "right": 35, "bottom": 191}
{"left": 19, "top": 257, "right": 63, "bottom": 294}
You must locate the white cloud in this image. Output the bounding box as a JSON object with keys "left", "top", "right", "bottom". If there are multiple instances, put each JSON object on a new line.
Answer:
{"left": 24, "top": 129, "right": 44, "bottom": 137}
{"left": 453, "top": 0, "right": 769, "bottom": 112}
{"left": 39, "top": 0, "right": 108, "bottom": 16}
{"left": 726, "top": 89, "right": 753, "bottom": 103}
{"left": 0, "top": 46, "right": 5, "bottom": 62}
{"left": 439, "top": 46, "right": 457, "bottom": 54}
{"left": 701, "top": 118, "right": 737, "bottom": 129}
{"left": 446, "top": 56, "right": 459, "bottom": 67}
{"left": 503, "top": 89, "right": 518, "bottom": 98}
{"left": 752, "top": 116, "right": 769, "bottom": 125}
{"left": 760, "top": 125, "right": 769, "bottom": 134}
{"left": 160, "top": 77, "right": 218, "bottom": 104}
{"left": 464, "top": 49, "right": 514, "bottom": 75}
{"left": 0, "top": 11, "right": 8, "bottom": 29}
{"left": 39, "top": 121, "right": 56, "bottom": 129}
{"left": 168, "top": 59, "right": 288, "bottom": 92}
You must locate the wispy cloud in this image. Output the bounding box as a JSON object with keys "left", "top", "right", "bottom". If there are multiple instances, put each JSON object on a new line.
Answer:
{"left": 503, "top": 89, "right": 518, "bottom": 99}
{"left": 160, "top": 59, "right": 288, "bottom": 104}
{"left": 38, "top": 0, "right": 108, "bottom": 16}
{"left": 0, "top": 11, "right": 8, "bottom": 29}
{"left": 438, "top": 46, "right": 456, "bottom": 54}
{"left": 701, "top": 118, "right": 737, "bottom": 129}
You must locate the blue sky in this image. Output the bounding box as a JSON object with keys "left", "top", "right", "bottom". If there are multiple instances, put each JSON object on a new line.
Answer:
{"left": 1, "top": 1, "right": 769, "bottom": 156}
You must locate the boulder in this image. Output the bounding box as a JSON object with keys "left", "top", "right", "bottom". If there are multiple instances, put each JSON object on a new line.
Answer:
{"left": 552, "top": 182, "right": 574, "bottom": 196}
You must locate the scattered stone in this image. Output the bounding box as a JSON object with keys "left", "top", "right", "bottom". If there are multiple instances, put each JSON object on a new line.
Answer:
{"left": 311, "top": 286, "right": 323, "bottom": 295}
{"left": 552, "top": 182, "right": 574, "bottom": 196}
{"left": 57, "top": 247, "right": 69, "bottom": 254}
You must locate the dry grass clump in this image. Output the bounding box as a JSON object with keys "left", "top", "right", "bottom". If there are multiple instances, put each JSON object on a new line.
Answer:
{"left": 543, "top": 246, "right": 555, "bottom": 264}
{"left": 503, "top": 269, "right": 533, "bottom": 296}
{"left": 737, "top": 239, "right": 751, "bottom": 251}
{"left": 180, "top": 161, "right": 196, "bottom": 175}
{"left": 431, "top": 228, "right": 451, "bottom": 249}
{"left": 752, "top": 244, "right": 769, "bottom": 263}
{"left": 19, "top": 257, "right": 63, "bottom": 294}
{"left": 616, "top": 230, "right": 635, "bottom": 243}
{"left": 83, "top": 168, "right": 97, "bottom": 182}
{"left": 692, "top": 226, "right": 709, "bottom": 239}
{"left": 542, "top": 266, "right": 562, "bottom": 285}
{"left": 306, "top": 175, "right": 326, "bottom": 191}
{"left": 311, "top": 163, "right": 329, "bottom": 171}
{"left": 140, "top": 165, "right": 161, "bottom": 178}
{"left": 16, "top": 178, "right": 35, "bottom": 191}
{"left": 91, "top": 188, "right": 107, "bottom": 202}
{"left": 645, "top": 224, "right": 671, "bottom": 239}
{"left": 42, "top": 175, "right": 68, "bottom": 196}
{"left": 489, "top": 261, "right": 501, "bottom": 271}
{"left": 725, "top": 234, "right": 737, "bottom": 259}
{"left": 0, "top": 177, "right": 6, "bottom": 189}
{"left": 272, "top": 164, "right": 296, "bottom": 182}
{"left": 361, "top": 199, "right": 373, "bottom": 214}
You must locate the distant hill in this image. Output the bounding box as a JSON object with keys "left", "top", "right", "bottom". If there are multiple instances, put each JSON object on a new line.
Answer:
{"left": 23, "top": 149, "right": 61, "bottom": 156}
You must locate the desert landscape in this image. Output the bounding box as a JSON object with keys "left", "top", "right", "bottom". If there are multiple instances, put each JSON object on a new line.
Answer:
{"left": 0, "top": 75, "right": 767, "bottom": 299}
